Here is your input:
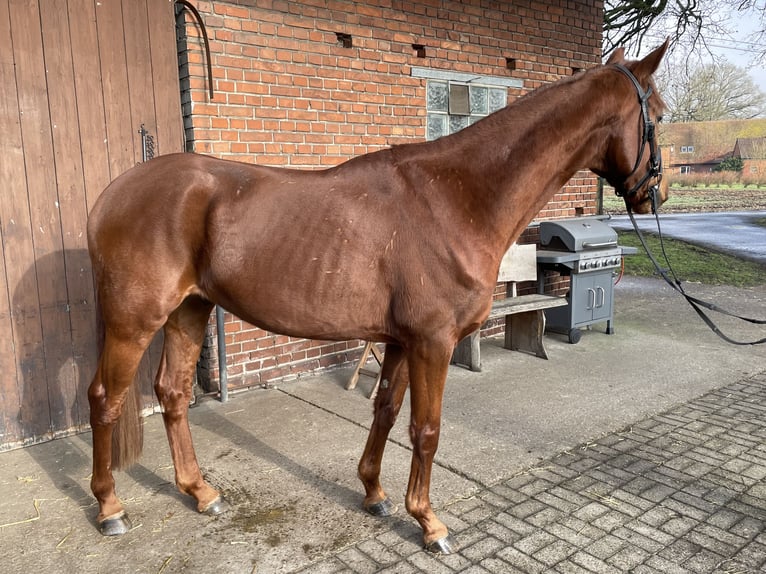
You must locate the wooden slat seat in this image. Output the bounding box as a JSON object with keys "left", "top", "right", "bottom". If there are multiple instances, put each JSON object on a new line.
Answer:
{"left": 451, "top": 243, "right": 567, "bottom": 372}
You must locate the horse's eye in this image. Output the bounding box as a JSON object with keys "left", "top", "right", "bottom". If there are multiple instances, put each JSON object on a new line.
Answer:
{"left": 657, "top": 115, "right": 663, "bottom": 123}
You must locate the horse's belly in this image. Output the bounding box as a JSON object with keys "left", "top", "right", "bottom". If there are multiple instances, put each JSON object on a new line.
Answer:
{"left": 203, "top": 243, "right": 391, "bottom": 342}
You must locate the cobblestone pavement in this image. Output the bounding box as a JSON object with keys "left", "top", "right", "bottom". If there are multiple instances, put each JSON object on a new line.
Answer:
{"left": 295, "top": 371, "right": 766, "bottom": 573}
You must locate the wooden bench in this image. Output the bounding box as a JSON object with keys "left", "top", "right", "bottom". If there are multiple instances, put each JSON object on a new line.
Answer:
{"left": 451, "top": 243, "right": 567, "bottom": 372}
{"left": 346, "top": 341, "right": 384, "bottom": 399}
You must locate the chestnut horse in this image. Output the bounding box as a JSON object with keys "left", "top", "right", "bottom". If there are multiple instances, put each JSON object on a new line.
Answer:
{"left": 86, "top": 43, "right": 668, "bottom": 553}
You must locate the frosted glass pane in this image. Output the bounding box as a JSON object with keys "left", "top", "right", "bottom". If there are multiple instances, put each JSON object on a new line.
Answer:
{"left": 470, "top": 86, "right": 488, "bottom": 114}
{"left": 426, "top": 114, "right": 447, "bottom": 140}
{"left": 449, "top": 115, "right": 469, "bottom": 133}
{"left": 488, "top": 88, "right": 507, "bottom": 112}
{"left": 427, "top": 81, "right": 448, "bottom": 112}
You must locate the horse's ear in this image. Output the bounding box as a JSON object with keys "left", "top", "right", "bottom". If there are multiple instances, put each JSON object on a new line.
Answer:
{"left": 605, "top": 47, "right": 625, "bottom": 65}
{"left": 634, "top": 38, "right": 670, "bottom": 78}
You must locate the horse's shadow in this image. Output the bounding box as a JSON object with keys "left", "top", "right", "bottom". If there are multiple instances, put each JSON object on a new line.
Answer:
{"left": 12, "top": 249, "right": 393, "bottom": 534}
{"left": 188, "top": 393, "right": 420, "bottom": 543}
{"left": 191, "top": 402, "right": 369, "bottom": 512}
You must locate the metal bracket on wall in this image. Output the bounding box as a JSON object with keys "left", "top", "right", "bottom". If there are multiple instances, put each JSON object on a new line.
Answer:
{"left": 138, "top": 124, "right": 155, "bottom": 162}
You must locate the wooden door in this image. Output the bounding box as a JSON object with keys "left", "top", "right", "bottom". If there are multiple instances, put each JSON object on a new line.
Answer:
{"left": 0, "top": 0, "right": 184, "bottom": 449}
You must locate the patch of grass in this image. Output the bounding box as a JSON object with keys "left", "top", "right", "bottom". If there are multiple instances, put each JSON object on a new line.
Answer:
{"left": 601, "top": 185, "right": 766, "bottom": 214}
{"left": 601, "top": 192, "right": 720, "bottom": 212}
{"left": 617, "top": 230, "right": 766, "bottom": 288}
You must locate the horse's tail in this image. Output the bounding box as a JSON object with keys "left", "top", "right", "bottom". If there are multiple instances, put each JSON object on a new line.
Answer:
{"left": 111, "top": 379, "right": 144, "bottom": 470}
{"left": 92, "top": 279, "right": 144, "bottom": 471}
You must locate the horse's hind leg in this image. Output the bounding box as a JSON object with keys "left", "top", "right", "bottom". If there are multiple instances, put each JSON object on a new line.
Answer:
{"left": 153, "top": 296, "right": 223, "bottom": 515}
{"left": 358, "top": 344, "right": 409, "bottom": 516}
{"left": 89, "top": 331, "right": 153, "bottom": 535}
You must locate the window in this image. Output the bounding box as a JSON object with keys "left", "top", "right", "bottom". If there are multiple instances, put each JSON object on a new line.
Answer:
{"left": 751, "top": 165, "right": 759, "bottom": 174}
{"left": 680, "top": 145, "right": 694, "bottom": 154}
{"left": 425, "top": 80, "right": 507, "bottom": 140}
{"left": 680, "top": 166, "right": 691, "bottom": 174}
{"left": 411, "top": 68, "right": 522, "bottom": 142}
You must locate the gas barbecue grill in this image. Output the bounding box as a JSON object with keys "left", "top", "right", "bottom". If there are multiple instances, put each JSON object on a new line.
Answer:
{"left": 536, "top": 216, "right": 636, "bottom": 344}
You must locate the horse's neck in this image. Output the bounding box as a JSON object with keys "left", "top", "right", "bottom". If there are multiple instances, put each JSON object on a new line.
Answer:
{"left": 425, "top": 72, "right": 616, "bottom": 250}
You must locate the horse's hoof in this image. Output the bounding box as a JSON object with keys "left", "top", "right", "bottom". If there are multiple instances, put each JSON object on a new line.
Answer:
{"left": 202, "top": 496, "right": 228, "bottom": 516}
{"left": 99, "top": 512, "right": 132, "bottom": 536}
{"left": 365, "top": 497, "right": 398, "bottom": 517}
{"left": 425, "top": 534, "right": 459, "bottom": 554}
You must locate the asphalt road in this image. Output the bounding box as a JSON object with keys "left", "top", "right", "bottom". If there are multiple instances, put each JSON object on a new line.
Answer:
{"left": 608, "top": 210, "right": 766, "bottom": 265}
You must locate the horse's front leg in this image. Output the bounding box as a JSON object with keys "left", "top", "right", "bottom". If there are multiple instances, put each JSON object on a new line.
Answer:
{"left": 404, "top": 343, "right": 458, "bottom": 554}
{"left": 358, "top": 344, "right": 409, "bottom": 516}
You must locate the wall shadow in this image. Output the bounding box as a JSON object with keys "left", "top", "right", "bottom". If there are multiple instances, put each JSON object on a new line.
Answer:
{"left": 13, "top": 249, "right": 170, "bottom": 525}
{"left": 11, "top": 249, "right": 99, "bottom": 514}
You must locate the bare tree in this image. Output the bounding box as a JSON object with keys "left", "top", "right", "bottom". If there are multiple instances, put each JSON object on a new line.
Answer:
{"left": 659, "top": 60, "right": 766, "bottom": 122}
{"left": 604, "top": 1, "right": 766, "bottom": 62}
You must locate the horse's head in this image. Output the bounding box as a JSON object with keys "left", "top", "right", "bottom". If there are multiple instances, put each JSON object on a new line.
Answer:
{"left": 595, "top": 41, "right": 669, "bottom": 214}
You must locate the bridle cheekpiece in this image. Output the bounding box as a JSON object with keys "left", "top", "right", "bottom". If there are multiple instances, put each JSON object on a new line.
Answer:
{"left": 613, "top": 63, "right": 663, "bottom": 213}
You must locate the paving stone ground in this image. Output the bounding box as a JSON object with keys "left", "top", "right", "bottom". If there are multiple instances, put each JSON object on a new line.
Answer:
{"left": 294, "top": 371, "right": 766, "bottom": 573}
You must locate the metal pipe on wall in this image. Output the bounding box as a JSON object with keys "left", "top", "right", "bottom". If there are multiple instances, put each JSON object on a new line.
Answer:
{"left": 215, "top": 305, "right": 228, "bottom": 402}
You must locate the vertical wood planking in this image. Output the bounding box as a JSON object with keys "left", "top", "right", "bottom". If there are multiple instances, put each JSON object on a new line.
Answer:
{"left": 0, "top": 0, "right": 185, "bottom": 447}
{"left": 123, "top": 0, "right": 156, "bottom": 159}
{"left": 0, "top": 0, "right": 25, "bottom": 444}
{"left": 8, "top": 0, "right": 63, "bottom": 440}
{"left": 40, "top": 0, "right": 97, "bottom": 431}
{"left": 0, "top": 230, "right": 17, "bottom": 444}
{"left": 95, "top": 0, "right": 135, "bottom": 180}
{"left": 67, "top": 0, "right": 111, "bottom": 213}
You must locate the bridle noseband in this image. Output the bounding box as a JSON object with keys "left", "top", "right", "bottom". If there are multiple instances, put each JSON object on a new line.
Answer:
{"left": 613, "top": 63, "right": 662, "bottom": 213}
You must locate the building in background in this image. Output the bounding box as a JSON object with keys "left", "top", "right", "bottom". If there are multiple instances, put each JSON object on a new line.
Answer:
{"left": 659, "top": 118, "right": 766, "bottom": 175}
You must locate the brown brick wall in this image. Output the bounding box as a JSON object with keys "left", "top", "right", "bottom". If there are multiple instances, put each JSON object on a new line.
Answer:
{"left": 179, "top": 0, "right": 603, "bottom": 390}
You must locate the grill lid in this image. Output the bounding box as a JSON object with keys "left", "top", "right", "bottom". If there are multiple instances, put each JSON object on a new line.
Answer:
{"left": 539, "top": 217, "right": 618, "bottom": 252}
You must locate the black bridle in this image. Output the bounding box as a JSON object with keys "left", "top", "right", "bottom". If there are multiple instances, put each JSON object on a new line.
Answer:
{"left": 612, "top": 64, "right": 766, "bottom": 346}
{"left": 613, "top": 63, "right": 663, "bottom": 214}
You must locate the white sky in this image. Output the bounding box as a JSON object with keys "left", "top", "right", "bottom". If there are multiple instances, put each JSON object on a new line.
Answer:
{"left": 713, "top": 15, "right": 766, "bottom": 92}
{"left": 635, "top": 8, "right": 766, "bottom": 94}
